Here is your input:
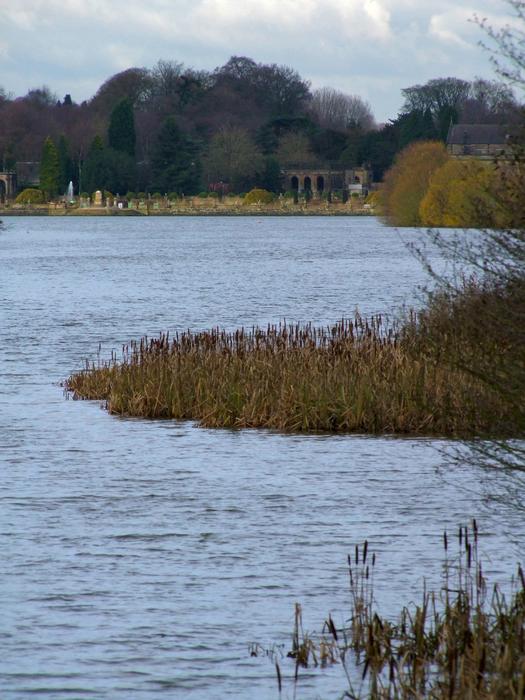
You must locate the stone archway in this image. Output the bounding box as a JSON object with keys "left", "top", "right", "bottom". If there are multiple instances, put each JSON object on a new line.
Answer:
{"left": 0, "top": 179, "right": 5, "bottom": 203}
{"left": 303, "top": 176, "right": 312, "bottom": 192}
{"left": 316, "top": 175, "right": 325, "bottom": 192}
{"left": 291, "top": 175, "right": 299, "bottom": 191}
{"left": 0, "top": 172, "right": 17, "bottom": 200}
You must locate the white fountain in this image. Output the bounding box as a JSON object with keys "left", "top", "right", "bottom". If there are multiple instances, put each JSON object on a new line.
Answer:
{"left": 66, "top": 181, "right": 74, "bottom": 202}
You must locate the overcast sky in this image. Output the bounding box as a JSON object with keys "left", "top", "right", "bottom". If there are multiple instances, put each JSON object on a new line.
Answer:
{"left": 0, "top": 0, "right": 519, "bottom": 121}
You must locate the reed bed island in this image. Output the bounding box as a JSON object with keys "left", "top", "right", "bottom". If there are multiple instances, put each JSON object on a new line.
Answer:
{"left": 67, "top": 281, "right": 522, "bottom": 437}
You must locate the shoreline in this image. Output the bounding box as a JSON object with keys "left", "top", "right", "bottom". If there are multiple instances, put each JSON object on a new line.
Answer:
{"left": 0, "top": 206, "right": 375, "bottom": 218}
{"left": 0, "top": 209, "right": 376, "bottom": 218}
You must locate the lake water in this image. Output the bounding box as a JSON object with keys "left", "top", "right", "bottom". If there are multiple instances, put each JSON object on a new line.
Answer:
{"left": 1, "top": 216, "right": 522, "bottom": 700}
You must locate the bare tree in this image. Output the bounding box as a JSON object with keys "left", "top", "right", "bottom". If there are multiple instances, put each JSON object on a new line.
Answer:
{"left": 413, "top": 3, "right": 525, "bottom": 510}
{"left": 150, "top": 59, "right": 185, "bottom": 97}
{"left": 309, "top": 87, "right": 375, "bottom": 131}
{"left": 478, "top": 0, "right": 525, "bottom": 87}
{"left": 90, "top": 68, "right": 153, "bottom": 113}
{"left": 459, "top": 78, "right": 520, "bottom": 122}
{"left": 203, "top": 126, "right": 263, "bottom": 191}
{"left": 402, "top": 77, "right": 471, "bottom": 116}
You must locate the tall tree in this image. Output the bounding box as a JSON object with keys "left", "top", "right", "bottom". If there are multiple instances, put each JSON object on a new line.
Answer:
{"left": 39, "top": 136, "right": 60, "bottom": 200}
{"left": 82, "top": 135, "right": 136, "bottom": 194}
{"left": 108, "top": 98, "right": 136, "bottom": 157}
{"left": 214, "top": 56, "right": 311, "bottom": 117}
{"left": 395, "top": 108, "right": 437, "bottom": 148}
{"left": 401, "top": 78, "right": 471, "bottom": 139}
{"left": 204, "top": 127, "right": 263, "bottom": 192}
{"left": 82, "top": 136, "right": 107, "bottom": 194}
{"left": 276, "top": 132, "right": 315, "bottom": 165}
{"left": 309, "top": 87, "right": 375, "bottom": 131}
{"left": 419, "top": 159, "right": 501, "bottom": 227}
{"left": 256, "top": 157, "right": 282, "bottom": 192}
{"left": 90, "top": 68, "right": 152, "bottom": 113}
{"left": 151, "top": 117, "right": 201, "bottom": 194}
{"left": 57, "top": 134, "right": 74, "bottom": 193}
{"left": 381, "top": 140, "right": 449, "bottom": 226}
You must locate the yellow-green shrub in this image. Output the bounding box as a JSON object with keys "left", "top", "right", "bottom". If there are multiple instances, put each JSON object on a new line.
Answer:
{"left": 419, "top": 159, "right": 501, "bottom": 227}
{"left": 243, "top": 188, "right": 275, "bottom": 205}
{"left": 381, "top": 141, "right": 449, "bottom": 226}
{"left": 15, "top": 188, "right": 45, "bottom": 204}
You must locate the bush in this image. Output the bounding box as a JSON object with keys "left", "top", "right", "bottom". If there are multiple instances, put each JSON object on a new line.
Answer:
{"left": 15, "top": 188, "right": 45, "bottom": 204}
{"left": 351, "top": 191, "right": 360, "bottom": 199}
{"left": 198, "top": 192, "right": 209, "bottom": 198}
{"left": 208, "top": 191, "right": 219, "bottom": 198}
{"left": 168, "top": 192, "right": 179, "bottom": 201}
{"left": 243, "top": 188, "right": 275, "bottom": 205}
{"left": 125, "top": 191, "right": 136, "bottom": 201}
{"left": 152, "top": 192, "right": 162, "bottom": 199}
{"left": 381, "top": 141, "right": 448, "bottom": 226}
{"left": 419, "top": 159, "right": 502, "bottom": 228}
{"left": 80, "top": 192, "right": 89, "bottom": 199}
{"left": 137, "top": 192, "right": 146, "bottom": 200}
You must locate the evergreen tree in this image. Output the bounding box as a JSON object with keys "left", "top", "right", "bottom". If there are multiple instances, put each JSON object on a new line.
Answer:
{"left": 257, "top": 157, "right": 282, "bottom": 192}
{"left": 39, "top": 137, "right": 60, "bottom": 200}
{"left": 108, "top": 98, "right": 136, "bottom": 157}
{"left": 396, "top": 109, "right": 438, "bottom": 149}
{"left": 152, "top": 117, "right": 201, "bottom": 194}
{"left": 82, "top": 136, "right": 107, "bottom": 194}
{"left": 57, "top": 135, "right": 73, "bottom": 193}
{"left": 82, "top": 136, "right": 136, "bottom": 194}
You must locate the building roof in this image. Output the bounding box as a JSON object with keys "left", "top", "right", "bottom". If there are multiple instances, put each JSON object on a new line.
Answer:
{"left": 447, "top": 124, "right": 507, "bottom": 145}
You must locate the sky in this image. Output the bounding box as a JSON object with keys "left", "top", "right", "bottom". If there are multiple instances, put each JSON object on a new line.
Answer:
{"left": 0, "top": 0, "right": 519, "bottom": 122}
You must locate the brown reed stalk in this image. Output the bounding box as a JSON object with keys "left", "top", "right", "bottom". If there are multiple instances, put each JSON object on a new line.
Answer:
{"left": 65, "top": 309, "right": 516, "bottom": 438}
{"left": 276, "top": 522, "right": 525, "bottom": 699}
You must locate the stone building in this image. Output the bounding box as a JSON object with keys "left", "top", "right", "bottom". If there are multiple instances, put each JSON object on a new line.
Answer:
{"left": 0, "top": 171, "right": 17, "bottom": 201}
{"left": 0, "top": 162, "right": 41, "bottom": 201}
{"left": 282, "top": 164, "right": 372, "bottom": 196}
{"left": 446, "top": 124, "right": 511, "bottom": 160}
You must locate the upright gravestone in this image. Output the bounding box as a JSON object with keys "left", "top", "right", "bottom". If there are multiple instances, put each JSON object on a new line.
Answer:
{"left": 94, "top": 190, "right": 103, "bottom": 207}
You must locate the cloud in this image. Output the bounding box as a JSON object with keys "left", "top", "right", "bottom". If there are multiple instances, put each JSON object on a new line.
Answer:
{"left": 0, "top": 0, "right": 517, "bottom": 120}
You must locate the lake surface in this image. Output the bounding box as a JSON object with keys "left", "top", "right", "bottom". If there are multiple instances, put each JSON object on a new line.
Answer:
{"left": 1, "top": 216, "right": 522, "bottom": 699}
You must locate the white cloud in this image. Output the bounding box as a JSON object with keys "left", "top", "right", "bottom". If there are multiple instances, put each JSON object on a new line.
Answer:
{"left": 0, "top": 0, "right": 518, "bottom": 121}
{"left": 429, "top": 11, "right": 473, "bottom": 48}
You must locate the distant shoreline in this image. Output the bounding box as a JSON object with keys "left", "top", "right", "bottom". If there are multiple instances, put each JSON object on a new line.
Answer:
{"left": 0, "top": 207, "right": 375, "bottom": 218}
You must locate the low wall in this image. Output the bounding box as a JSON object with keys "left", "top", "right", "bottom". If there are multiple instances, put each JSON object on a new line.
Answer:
{"left": 0, "top": 199, "right": 375, "bottom": 217}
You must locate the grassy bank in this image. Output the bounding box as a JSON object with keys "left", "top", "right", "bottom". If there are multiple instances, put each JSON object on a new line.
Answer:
{"left": 66, "top": 294, "right": 520, "bottom": 437}
{"left": 267, "top": 522, "right": 525, "bottom": 699}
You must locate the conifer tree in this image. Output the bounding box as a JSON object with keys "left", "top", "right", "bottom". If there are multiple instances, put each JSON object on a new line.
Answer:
{"left": 108, "top": 98, "right": 136, "bottom": 157}
{"left": 82, "top": 135, "right": 136, "bottom": 195}
{"left": 39, "top": 137, "right": 60, "bottom": 200}
{"left": 57, "top": 135, "right": 73, "bottom": 193}
{"left": 151, "top": 117, "right": 201, "bottom": 194}
{"left": 82, "top": 136, "right": 107, "bottom": 194}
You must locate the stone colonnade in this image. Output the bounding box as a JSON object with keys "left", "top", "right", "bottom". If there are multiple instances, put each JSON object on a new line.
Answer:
{"left": 0, "top": 172, "right": 18, "bottom": 201}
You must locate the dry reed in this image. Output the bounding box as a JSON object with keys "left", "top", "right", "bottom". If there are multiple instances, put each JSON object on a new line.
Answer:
{"left": 66, "top": 311, "right": 513, "bottom": 437}
{"left": 272, "top": 522, "right": 525, "bottom": 699}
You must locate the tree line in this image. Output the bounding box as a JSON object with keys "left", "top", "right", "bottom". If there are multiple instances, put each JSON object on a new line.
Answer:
{"left": 0, "top": 56, "right": 521, "bottom": 198}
